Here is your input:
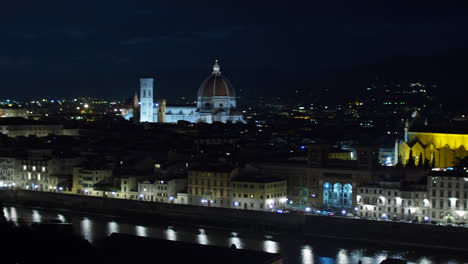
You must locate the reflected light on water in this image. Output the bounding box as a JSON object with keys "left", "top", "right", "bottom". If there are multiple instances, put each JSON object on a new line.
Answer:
{"left": 196, "top": 228, "right": 209, "bottom": 245}
{"left": 336, "top": 249, "right": 349, "bottom": 264}
{"left": 228, "top": 236, "right": 243, "bottom": 249}
{"left": 10, "top": 207, "right": 18, "bottom": 223}
{"left": 418, "top": 257, "right": 433, "bottom": 264}
{"left": 136, "top": 225, "right": 148, "bottom": 237}
{"left": 262, "top": 239, "right": 279, "bottom": 254}
{"left": 374, "top": 252, "right": 388, "bottom": 264}
{"left": 81, "top": 218, "right": 93, "bottom": 243}
{"left": 57, "top": 214, "right": 66, "bottom": 223}
{"left": 165, "top": 228, "right": 177, "bottom": 241}
{"left": 32, "top": 210, "right": 41, "bottom": 223}
{"left": 107, "top": 221, "right": 119, "bottom": 236}
{"left": 3, "top": 207, "right": 10, "bottom": 221}
{"left": 349, "top": 249, "right": 364, "bottom": 264}
{"left": 300, "top": 245, "right": 313, "bottom": 264}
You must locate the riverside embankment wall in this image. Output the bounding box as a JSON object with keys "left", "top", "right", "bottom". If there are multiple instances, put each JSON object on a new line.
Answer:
{"left": 1, "top": 190, "right": 467, "bottom": 252}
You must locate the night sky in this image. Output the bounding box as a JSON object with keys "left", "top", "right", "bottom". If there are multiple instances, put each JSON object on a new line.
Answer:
{"left": 1, "top": 1, "right": 468, "bottom": 101}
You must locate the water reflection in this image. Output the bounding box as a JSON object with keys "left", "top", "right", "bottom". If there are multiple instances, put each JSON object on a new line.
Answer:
{"left": 300, "top": 245, "right": 313, "bottom": 264}
{"left": 196, "top": 228, "right": 208, "bottom": 245}
{"left": 57, "top": 214, "right": 66, "bottom": 223}
{"left": 336, "top": 249, "right": 349, "bottom": 264}
{"left": 81, "top": 218, "right": 93, "bottom": 243}
{"left": 32, "top": 210, "right": 41, "bottom": 223}
{"left": 228, "top": 236, "right": 243, "bottom": 249}
{"left": 417, "top": 257, "right": 432, "bottom": 264}
{"left": 1, "top": 206, "right": 466, "bottom": 264}
{"left": 262, "top": 239, "right": 279, "bottom": 253}
{"left": 165, "top": 228, "right": 177, "bottom": 241}
{"left": 374, "top": 252, "right": 388, "bottom": 264}
{"left": 136, "top": 225, "right": 147, "bottom": 237}
{"left": 3, "top": 207, "right": 10, "bottom": 221}
{"left": 10, "top": 207, "right": 17, "bottom": 222}
{"left": 107, "top": 221, "right": 119, "bottom": 236}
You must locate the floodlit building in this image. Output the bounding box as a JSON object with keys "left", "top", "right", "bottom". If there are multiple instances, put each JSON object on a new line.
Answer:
{"left": 399, "top": 130, "right": 468, "bottom": 168}
{"left": 187, "top": 163, "right": 235, "bottom": 207}
{"left": 356, "top": 182, "right": 430, "bottom": 221}
{"left": 0, "top": 108, "right": 28, "bottom": 119}
{"left": 0, "top": 157, "right": 18, "bottom": 187}
{"left": 428, "top": 169, "right": 468, "bottom": 224}
{"left": 138, "top": 177, "right": 187, "bottom": 203}
{"left": 72, "top": 167, "right": 113, "bottom": 195}
{"left": 231, "top": 176, "right": 287, "bottom": 211}
{"left": 136, "top": 61, "right": 244, "bottom": 124}
{"left": 20, "top": 157, "right": 81, "bottom": 192}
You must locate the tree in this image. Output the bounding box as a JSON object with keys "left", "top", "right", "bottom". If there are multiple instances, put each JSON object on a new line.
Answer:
{"left": 406, "top": 150, "right": 416, "bottom": 168}
{"left": 454, "top": 157, "right": 468, "bottom": 169}
{"left": 418, "top": 153, "right": 424, "bottom": 167}
{"left": 424, "top": 158, "right": 431, "bottom": 169}
{"left": 396, "top": 155, "right": 403, "bottom": 168}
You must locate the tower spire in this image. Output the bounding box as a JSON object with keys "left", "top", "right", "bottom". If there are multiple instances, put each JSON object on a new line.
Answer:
{"left": 212, "top": 59, "right": 221, "bottom": 75}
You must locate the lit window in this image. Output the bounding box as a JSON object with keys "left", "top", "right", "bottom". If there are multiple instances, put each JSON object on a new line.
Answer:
{"left": 28, "top": 172, "right": 31, "bottom": 180}
{"left": 23, "top": 165, "right": 27, "bottom": 171}
{"left": 42, "top": 167, "right": 46, "bottom": 172}
{"left": 38, "top": 173, "right": 41, "bottom": 181}
{"left": 32, "top": 166, "right": 36, "bottom": 171}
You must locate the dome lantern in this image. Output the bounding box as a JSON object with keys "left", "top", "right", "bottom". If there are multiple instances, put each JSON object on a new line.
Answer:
{"left": 212, "top": 59, "right": 221, "bottom": 75}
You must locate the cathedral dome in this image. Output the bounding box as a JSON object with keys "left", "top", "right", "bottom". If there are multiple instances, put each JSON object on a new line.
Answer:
{"left": 197, "top": 60, "right": 236, "bottom": 98}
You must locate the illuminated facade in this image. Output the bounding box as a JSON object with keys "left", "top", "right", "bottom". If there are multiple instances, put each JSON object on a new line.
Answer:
{"left": 231, "top": 178, "right": 287, "bottom": 211}
{"left": 356, "top": 183, "right": 430, "bottom": 221}
{"left": 0, "top": 157, "right": 18, "bottom": 187}
{"left": 429, "top": 171, "right": 468, "bottom": 224}
{"left": 138, "top": 61, "right": 244, "bottom": 124}
{"left": 20, "top": 157, "right": 81, "bottom": 192}
{"left": 72, "top": 167, "right": 113, "bottom": 195}
{"left": 138, "top": 178, "right": 187, "bottom": 203}
{"left": 399, "top": 131, "right": 468, "bottom": 168}
{"left": 322, "top": 182, "right": 353, "bottom": 208}
{"left": 187, "top": 164, "right": 234, "bottom": 207}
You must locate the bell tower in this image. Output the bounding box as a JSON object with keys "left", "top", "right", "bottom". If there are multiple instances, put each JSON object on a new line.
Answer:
{"left": 139, "top": 78, "right": 154, "bottom": 122}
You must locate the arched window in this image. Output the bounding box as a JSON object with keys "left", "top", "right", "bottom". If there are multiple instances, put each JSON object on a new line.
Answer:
{"left": 323, "top": 182, "right": 331, "bottom": 207}
{"left": 219, "top": 103, "right": 224, "bottom": 107}
{"left": 333, "top": 183, "right": 343, "bottom": 207}
{"left": 343, "top": 183, "right": 353, "bottom": 208}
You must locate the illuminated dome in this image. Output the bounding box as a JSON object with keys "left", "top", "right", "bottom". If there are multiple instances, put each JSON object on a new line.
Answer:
{"left": 197, "top": 60, "right": 236, "bottom": 98}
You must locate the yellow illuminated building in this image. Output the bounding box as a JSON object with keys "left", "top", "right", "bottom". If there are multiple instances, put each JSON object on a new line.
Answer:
{"left": 399, "top": 132, "right": 468, "bottom": 168}
{"left": 328, "top": 151, "right": 353, "bottom": 160}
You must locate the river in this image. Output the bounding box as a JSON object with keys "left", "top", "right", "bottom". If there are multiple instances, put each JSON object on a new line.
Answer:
{"left": 2, "top": 205, "right": 466, "bottom": 264}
